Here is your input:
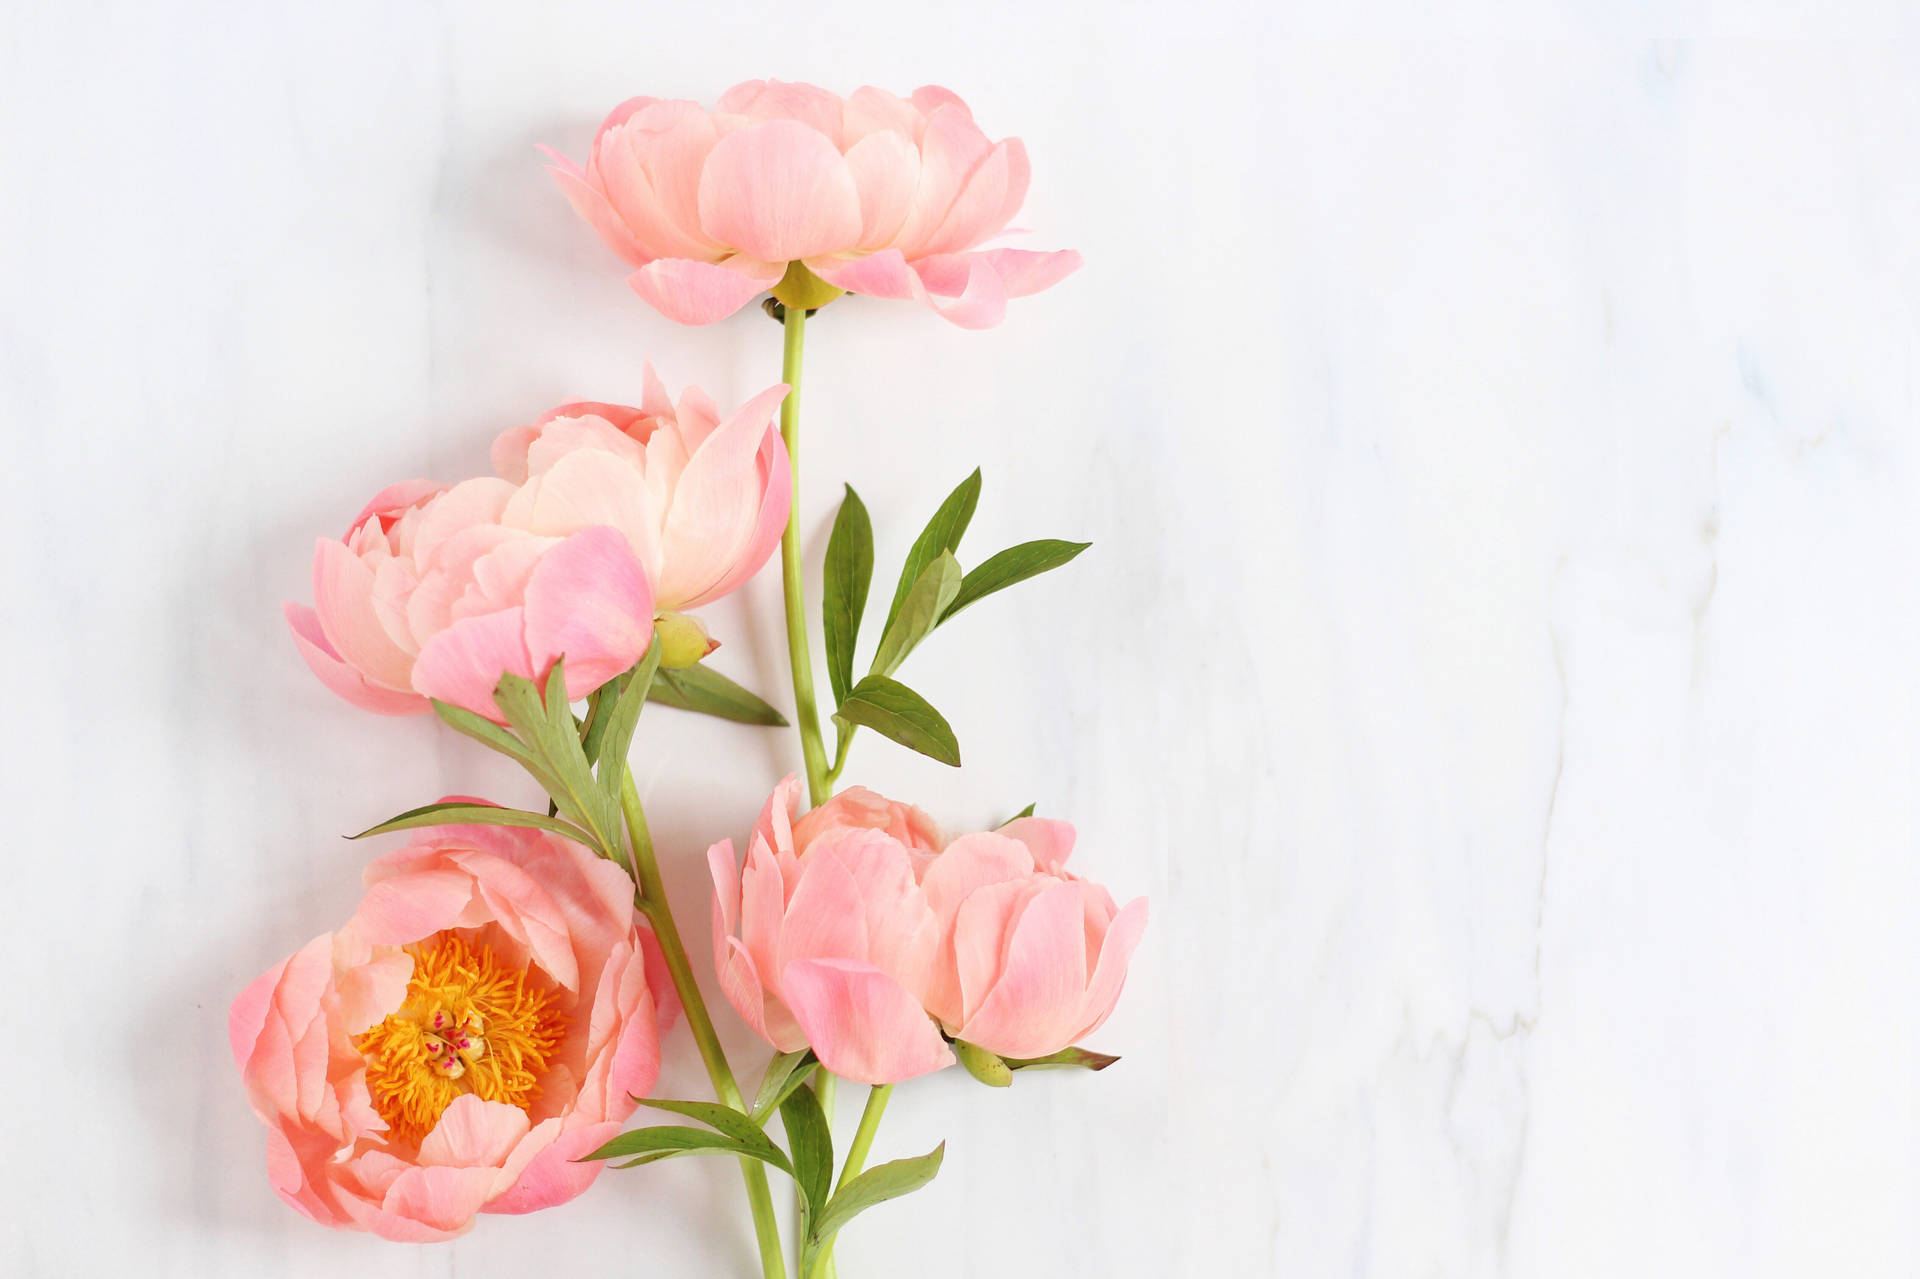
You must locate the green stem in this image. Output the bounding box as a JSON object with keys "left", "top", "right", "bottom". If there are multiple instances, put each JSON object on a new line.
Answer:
{"left": 620, "top": 772, "right": 787, "bottom": 1279}
{"left": 777, "top": 302, "right": 832, "bottom": 806}
{"left": 838, "top": 1085, "right": 894, "bottom": 1191}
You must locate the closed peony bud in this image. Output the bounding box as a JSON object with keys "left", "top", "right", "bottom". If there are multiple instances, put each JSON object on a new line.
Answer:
{"left": 655, "top": 612, "right": 719, "bottom": 669}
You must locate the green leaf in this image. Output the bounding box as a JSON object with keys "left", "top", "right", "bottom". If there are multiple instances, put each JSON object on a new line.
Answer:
{"left": 492, "top": 667, "right": 619, "bottom": 852}
{"left": 954, "top": 1040, "right": 1012, "bottom": 1087}
{"left": 883, "top": 468, "right": 981, "bottom": 636}
{"left": 780, "top": 1082, "right": 834, "bottom": 1214}
{"left": 750, "top": 1050, "right": 819, "bottom": 1124}
{"left": 940, "top": 539, "right": 1090, "bottom": 623}
{"left": 834, "top": 676, "right": 961, "bottom": 768}
{"left": 595, "top": 641, "right": 663, "bottom": 805}
{"left": 868, "top": 551, "right": 961, "bottom": 679}
{"left": 1003, "top": 1046, "right": 1121, "bottom": 1073}
{"left": 430, "top": 699, "right": 559, "bottom": 793}
{"left": 1003, "top": 802, "right": 1037, "bottom": 824}
{"left": 579, "top": 685, "right": 612, "bottom": 766}
{"left": 648, "top": 664, "right": 790, "bottom": 727}
{"left": 823, "top": 485, "right": 874, "bottom": 705}
{"left": 810, "top": 1143, "right": 946, "bottom": 1247}
{"left": 350, "top": 801, "right": 595, "bottom": 845}
{"left": 634, "top": 1099, "right": 793, "bottom": 1173}
{"left": 581, "top": 1125, "right": 790, "bottom": 1171}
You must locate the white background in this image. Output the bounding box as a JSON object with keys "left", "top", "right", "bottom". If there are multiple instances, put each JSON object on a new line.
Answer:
{"left": 5, "top": 6, "right": 1920, "bottom": 1277}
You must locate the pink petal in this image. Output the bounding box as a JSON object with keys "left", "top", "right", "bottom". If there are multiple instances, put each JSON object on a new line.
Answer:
{"left": 958, "top": 882, "right": 1091, "bottom": 1059}
{"left": 284, "top": 602, "right": 427, "bottom": 715}
{"left": 418, "top": 1095, "right": 531, "bottom": 1168}
{"left": 912, "top": 253, "right": 1009, "bottom": 329}
{"left": 910, "top": 85, "right": 973, "bottom": 120}
{"left": 544, "top": 159, "right": 649, "bottom": 268}
{"left": 657, "top": 384, "right": 790, "bottom": 609}
{"left": 503, "top": 449, "right": 661, "bottom": 586}
{"left": 521, "top": 526, "right": 655, "bottom": 698}
{"left": 842, "top": 86, "right": 920, "bottom": 146}
{"left": 807, "top": 248, "right": 924, "bottom": 301}
{"left": 230, "top": 956, "right": 289, "bottom": 1071}
{"left": 591, "top": 131, "right": 716, "bottom": 261}
{"left": 842, "top": 130, "right": 919, "bottom": 249}
{"left": 629, "top": 256, "right": 782, "bottom": 325}
{"left": 918, "top": 139, "right": 1016, "bottom": 257}
{"left": 696, "top": 120, "right": 863, "bottom": 262}
{"left": 781, "top": 957, "right": 954, "bottom": 1085}
{"left": 617, "top": 101, "right": 723, "bottom": 253}
{"left": 776, "top": 848, "right": 871, "bottom": 976}
{"left": 688, "top": 427, "right": 790, "bottom": 607}
{"left": 1074, "top": 896, "right": 1148, "bottom": 1041}
{"left": 484, "top": 1118, "right": 618, "bottom": 1215}
{"left": 410, "top": 606, "right": 535, "bottom": 720}
{"left": 312, "top": 539, "right": 416, "bottom": 691}
{"left": 895, "top": 104, "right": 992, "bottom": 256}
{"left": 719, "top": 79, "right": 846, "bottom": 143}
{"left": 949, "top": 878, "right": 1045, "bottom": 1025}
{"left": 972, "top": 247, "right": 1083, "bottom": 298}
{"left": 353, "top": 868, "right": 475, "bottom": 946}
{"left": 996, "top": 817, "right": 1077, "bottom": 872}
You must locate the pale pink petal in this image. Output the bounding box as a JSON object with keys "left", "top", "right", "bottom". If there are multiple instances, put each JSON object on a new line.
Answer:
{"left": 349, "top": 479, "right": 446, "bottom": 537}
{"left": 620, "top": 101, "right": 722, "bottom": 251}
{"left": 592, "top": 130, "right": 715, "bottom": 261}
{"left": 910, "top": 85, "right": 974, "bottom": 120}
{"left": 688, "top": 428, "right": 791, "bottom": 606}
{"left": 918, "top": 139, "right": 1015, "bottom": 256}
{"left": 285, "top": 602, "right": 428, "bottom": 715}
{"left": 484, "top": 1119, "right": 618, "bottom": 1215}
{"left": 352, "top": 869, "right": 475, "bottom": 946}
{"left": 949, "top": 878, "right": 1045, "bottom": 1025}
{"left": 418, "top": 1095, "right": 531, "bottom": 1168}
{"left": 521, "top": 526, "right": 655, "bottom": 698}
{"left": 503, "top": 449, "right": 662, "bottom": 584}
{"left": 230, "top": 956, "right": 289, "bottom": 1070}
{"left": 696, "top": 120, "right": 863, "bottom": 262}
{"left": 776, "top": 847, "right": 871, "bottom": 975}
{"left": 912, "top": 252, "right": 1009, "bottom": 329}
{"left": 996, "top": 817, "right": 1077, "bottom": 873}
{"left": 842, "top": 86, "right": 921, "bottom": 146}
{"left": 807, "top": 249, "right": 924, "bottom": 301}
{"left": 544, "top": 160, "right": 649, "bottom": 268}
{"left": 629, "top": 256, "right": 782, "bottom": 325}
{"left": 957, "top": 882, "right": 1090, "bottom": 1059}
{"left": 782, "top": 958, "right": 954, "bottom": 1085}
{"left": 1074, "top": 897, "right": 1148, "bottom": 1041}
{"left": 410, "top": 606, "right": 535, "bottom": 720}
{"left": 971, "top": 247, "right": 1083, "bottom": 298}
{"left": 842, "top": 130, "right": 919, "bottom": 248}
{"left": 894, "top": 104, "right": 992, "bottom": 256}
{"left": 657, "top": 384, "right": 789, "bottom": 608}
{"left": 312, "top": 539, "right": 416, "bottom": 691}
{"left": 719, "top": 79, "right": 846, "bottom": 143}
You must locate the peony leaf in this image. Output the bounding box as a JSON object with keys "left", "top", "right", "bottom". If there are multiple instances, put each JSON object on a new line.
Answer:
{"left": 648, "top": 663, "right": 789, "bottom": 726}
{"left": 581, "top": 1125, "right": 793, "bottom": 1174}
{"left": 883, "top": 468, "right": 980, "bottom": 636}
{"left": 823, "top": 485, "right": 874, "bottom": 705}
{"left": 833, "top": 676, "right": 961, "bottom": 768}
{"left": 1003, "top": 1046, "right": 1121, "bottom": 1073}
{"left": 955, "top": 1040, "right": 1012, "bottom": 1087}
{"left": 594, "top": 640, "right": 663, "bottom": 804}
{"left": 492, "top": 666, "right": 620, "bottom": 855}
{"left": 809, "top": 1142, "right": 946, "bottom": 1249}
{"left": 1002, "top": 802, "right": 1037, "bottom": 824}
{"left": 633, "top": 1099, "right": 793, "bottom": 1173}
{"left": 349, "top": 801, "right": 595, "bottom": 845}
{"left": 779, "top": 1082, "right": 835, "bottom": 1214}
{"left": 940, "top": 539, "right": 1090, "bottom": 623}
{"left": 868, "top": 551, "right": 961, "bottom": 679}
{"left": 750, "top": 1050, "right": 819, "bottom": 1124}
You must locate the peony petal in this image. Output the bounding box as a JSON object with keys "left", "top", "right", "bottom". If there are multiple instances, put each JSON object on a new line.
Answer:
{"left": 656, "top": 384, "right": 789, "bottom": 609}
{"left": 918, "top": 139, "right": 1014, "bottom": 257}
{"left": 353, "top": 869, "right": 475, "bottom": 946}
{"left": 312, "top": 539, "right": 417, "bottom": 692}
{"left": 996, "top": 817, "right": 1077, "bottom": 872}
{"left": 521, "top": 526, "right": 654, "bottom": 699}
{"left": 628, "top": 256, "right": 782, "bottom": 325}
{"left": 592, "top": 130, "right": 716, "bottom": 261}
{"left": 1074, "top": 896, "right": 1148, "bottom": 1041}
{"left": 719, "top": 78, "right": 846, "bottom": 142}
{"left": 894, "top": 104, "right": 992, "bottom": 256}
{"left": 410, "top": 606, "right": 535, "bottom": 720}
{"left": 842, "top": 130, "right": 919, "bottom": 249}
{"left": 957, "top": 881, "right": 1090, "bottom": 1059}
{"left": 544, "top": 159, "right": 650, "bottom": 268}
{"left": 418, "top": 1095, "right": 531, "bottom": 1168}
{"left": 484, "top": 1118, "right": 618, "bottom": 1215}
{"left": 912, "top": 252, "right": 1009, "bottom": 329}
{"left": 971, "top": 247, "right": 1083, "bottom": 298}
{"left": 686, "top": 428, "right": 790, "bottom": 607}
{"left": 696, "top": 120, "right": 863, "bottom": 262}
{"left": 285, "top": 602, "right": 428, "bottom": 715}
{"left": 781, "top": 957, "right": 954, "bottom": 1085}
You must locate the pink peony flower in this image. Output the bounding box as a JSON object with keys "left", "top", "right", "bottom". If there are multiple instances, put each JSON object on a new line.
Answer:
{"left": 543, "top": 80, "right": 1081, "bottom": 328}
{"left": 230, "top": 819, "right": 676, "bottom": 1241}
{"left": 707, "top": 778, "right": 1146, "bottom": 1084}
{"left": 286, "top": 371, "right": 788, "bottom": 720}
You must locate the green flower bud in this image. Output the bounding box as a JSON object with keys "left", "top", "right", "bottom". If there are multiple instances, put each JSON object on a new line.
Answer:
{"left": 655, "top": 612, "right": 718, "bottom": 670}
{"left": 955, "top": 1039, "right": 1012, "bottom": 1088}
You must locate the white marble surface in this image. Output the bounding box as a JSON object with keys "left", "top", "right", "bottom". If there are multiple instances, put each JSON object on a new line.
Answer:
{"left": 5, "top": 8, "right": 1920, "bottom": 1277}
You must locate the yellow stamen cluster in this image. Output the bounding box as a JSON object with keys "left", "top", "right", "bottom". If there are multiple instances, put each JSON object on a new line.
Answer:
{"left": 355, "top": 933, "right": 567, "bottom": 1146}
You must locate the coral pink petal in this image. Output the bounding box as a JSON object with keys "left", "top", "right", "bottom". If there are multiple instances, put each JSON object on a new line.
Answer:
{"left": 629, "top": 256, "right": 781, "bottom": 325}
{"left": 1074, "top": 896, "right": 1148, "bottom": 1040}
{"left": 781, "top": 958, "right": 954, "bottom": 1085}
{"left": 996, "top": 817, "right": 1078, "bottom": 872}
{"left": 353, "top": 869, "right": 476, "bottom": 946}
{"left": 545, "top": 163, "right": 650, "bottom": 268}
{"left": 696, "top": 120, "right": 863, "bottom": 262}
{"left": 285, "top": 602, "right": 428, "bottom": 715}
{"left": 959, "top": 882, "right": 1091, "bottom": 1059}
{"left": 485, "top": 1119, "right": 618, "bottom": 1214}
{"left": 522, "top": 526, "right": 654, "bottom": 697}
{"left": 229, "top": 957, "right": 288, "bottom": 1070}
{"left": 591, "top": 132, "right": 714, "bottom": 261}
{"left": 418, "top": 1095, "right": 531, "bottom": 1168}
{"left": 350, "top": 479, "right": 445, "bottom": 536}
{"left": 808, "top": 249, "right": 923, "bottom": 301}
{"left": 776, "top": 850, "right": 871, "bottom": 974}
{"left": 410, "top": 606, "right": 535, "bottom": 720}
{"left": 973, "top": 247, "right": 1083, "bottom": 298}
{"left": 312, "top": 539, "right": 417, "bottom": 691}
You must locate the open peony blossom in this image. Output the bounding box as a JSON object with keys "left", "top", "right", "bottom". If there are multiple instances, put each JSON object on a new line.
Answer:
{"left": 707, "top": 778, "right": 1147, "bottom": 1084}
{"left": 544, "top": 80, "right": 1081, "bottom": 328}
{"left": 230, "top": 819, "right": 676, "bottom": 1241}
{"left": 286, "top": 371, "right": 788, "bottom": 720}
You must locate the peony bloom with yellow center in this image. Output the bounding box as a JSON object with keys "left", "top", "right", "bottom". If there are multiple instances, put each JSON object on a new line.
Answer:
{"left": 230, "top": 818, "right": 676, "bottom": 1241}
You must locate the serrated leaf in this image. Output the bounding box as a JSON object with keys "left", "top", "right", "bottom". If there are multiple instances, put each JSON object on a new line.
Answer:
{"left": 823, "top": 485, "right": 874, "bottom": 705}
{"left": 1002, "top": 802, "right": 1037, "bottom": 824}
{"left": 883, "top": 469, "right": 980, "bottom": 636}
{"left": 834, "top": 676, "right": 961, "bottom": 768}
{"left": 350, "top": 801, "right": 595, "bottom": 845}
{"left": 869, "top": 551, "right": 961, "bottom": 679}
{"left": 940, "top": 539, "right": 1090, "bottom": 623}
{"left": 1003, "top": 1046, "right": 1121, "bottom": 1072}
{"left": 648, "top": 664, "right": 789, "bottom": 726}
{"left": 595, "top": 641, "right": 662, "bottom": 803}
{"left": 750, "top": 1050, "right": 818, "bottom": 1124}
{"left": 810, "top": 1143, "right": 945, "bottom": 1246}
{"left": 634, "top": 1099, "right": 792, "bottom": 1173}
{"left": 780, "top": 1083, "right": 834, "bottom": 1214}
{"left": 581, "top": 1125, "right": 792, "bottom": 1173}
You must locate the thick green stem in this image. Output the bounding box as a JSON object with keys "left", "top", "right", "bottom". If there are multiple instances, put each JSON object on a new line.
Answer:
{"left": 777, "top": 303, "right": 832, "bottom": 806}
{"left": 621, "top": 772, "right": 787, "bottom": 1279}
